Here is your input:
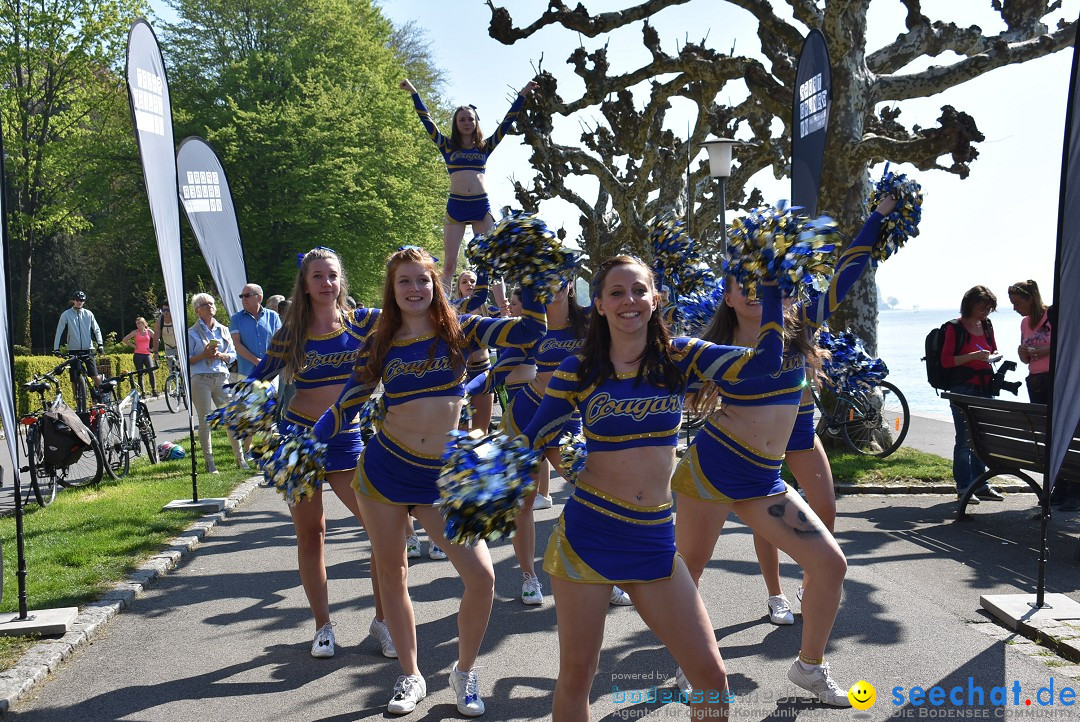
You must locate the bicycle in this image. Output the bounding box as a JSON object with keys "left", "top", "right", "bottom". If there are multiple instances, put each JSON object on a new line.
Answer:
{"left": 18, "top": 372, "right": 106, "bottom": 506}
{"left": 98, "top": 370, "right": 160, "bottom": 476}
{"left": 162, "top": 354, "right": 189, "bottom": 413}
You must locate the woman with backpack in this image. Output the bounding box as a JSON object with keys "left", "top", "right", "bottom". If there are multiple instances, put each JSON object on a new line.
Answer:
{"left": 942, "top": 285, "right": 1004, "bottom": 504}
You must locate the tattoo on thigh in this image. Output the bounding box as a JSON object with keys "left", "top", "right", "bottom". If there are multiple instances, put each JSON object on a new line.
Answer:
{"left": 766, "top": 501, "right": 821, "bottom": 537}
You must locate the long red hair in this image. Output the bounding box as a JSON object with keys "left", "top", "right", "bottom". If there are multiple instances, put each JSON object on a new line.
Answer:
{"left": 359, "top": 247, "right": 466, "bottom": 385}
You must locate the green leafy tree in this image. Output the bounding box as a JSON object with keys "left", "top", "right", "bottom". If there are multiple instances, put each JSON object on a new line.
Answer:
{"left": 1, "top": 0, "right": 147, "bottom": 347}
{"left": 163, "top": 0, "right": 449, "bottom": 303}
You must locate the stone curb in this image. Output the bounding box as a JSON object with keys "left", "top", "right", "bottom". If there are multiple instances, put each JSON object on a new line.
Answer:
{"left": 0, "top": 476, "right": 263, "bottom": 716}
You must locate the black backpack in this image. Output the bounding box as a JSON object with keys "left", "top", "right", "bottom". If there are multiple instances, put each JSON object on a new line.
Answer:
{"left": 923, "top": 318, "right": 995, "bottom": 393}
{"left": 39, "top": 406, "right": 91, "bottom": 467}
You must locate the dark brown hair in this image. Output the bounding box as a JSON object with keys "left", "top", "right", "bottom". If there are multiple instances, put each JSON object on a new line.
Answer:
{"left": 960, "top": 285, "right": 998, "bottom": 319}
{"left": 449, "top": 106, "right": 485, "bottom": 151}
{"left": 1008, "top": 279, "right": 1048, "bottom": 327}
{"left": 576, "top": 256, "right": 683, "bottom": 392}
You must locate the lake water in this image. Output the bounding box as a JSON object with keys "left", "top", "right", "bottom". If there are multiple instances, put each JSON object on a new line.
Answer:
{"left": 876, "top": 308, "right": 1025, "bottom": 419}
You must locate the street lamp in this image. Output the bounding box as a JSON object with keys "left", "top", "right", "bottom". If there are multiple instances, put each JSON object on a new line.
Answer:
{"left": 700, "top": 138, "right": 738, "bottom": 246}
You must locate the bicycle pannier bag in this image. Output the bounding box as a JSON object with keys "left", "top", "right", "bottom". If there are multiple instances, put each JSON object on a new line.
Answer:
{"left": 40, "top": 405, "right": 92, "bottom": 467}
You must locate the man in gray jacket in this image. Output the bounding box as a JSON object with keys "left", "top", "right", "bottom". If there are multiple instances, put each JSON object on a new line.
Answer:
{"left": 53, "top": 290, "right": 104, "bottom": 383}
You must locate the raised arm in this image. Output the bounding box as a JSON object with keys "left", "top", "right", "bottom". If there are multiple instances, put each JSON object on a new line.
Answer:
{"left": 461, "top": 283, "right": 545, "bottom": 350}
{"left": 801, "top": 198, "right": 895, "bottom": 329}
{"left": 465, "top": 345, "right": 533, "bottom": 397}
{"left": 244, "top": 329, "right": 288, "bottom": 382}
{"left": 461, "top": 271, "right": 491, "bottom": 314}
{"left": 484, "top": 81, "right": 535, "bottom": 152}
{"left": 401, "top": 79, "right": 450, "bottom": 152}
{"left": 676, "top": 283, "right": 785, "bottom": 383}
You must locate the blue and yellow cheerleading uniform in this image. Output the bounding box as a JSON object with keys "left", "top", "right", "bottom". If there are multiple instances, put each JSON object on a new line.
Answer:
{"left": 672, "top": 212, "right": 885, "bottom": 502}
{"left": 453, "top": 280, "right": 501, "bottom": 382}
{"left": 501, "top": 322, "right": 586, "bottom": 447}
{"left": 518, "top": 286, "right": 784, "bottom": 584}
{"left": 315, "top": 289, "right": 546, "bottom": 506}
{"left": 411, "top": 92, "right": 526, "bottom": 223}
{"left": 247, "top": 308, "right": 380, "bottom": 474}
{"left": 466, "top": 345, "right": 535, "bottom": 400}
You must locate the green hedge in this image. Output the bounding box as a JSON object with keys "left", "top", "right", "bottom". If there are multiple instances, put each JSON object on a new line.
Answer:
{"left": 15, "top": 354, "right": 170, "bottom": 415}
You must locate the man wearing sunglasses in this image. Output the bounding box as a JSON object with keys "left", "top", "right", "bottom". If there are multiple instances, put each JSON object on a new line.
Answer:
{"left": 230, "top": 283, "right": 281, "bottom": 380}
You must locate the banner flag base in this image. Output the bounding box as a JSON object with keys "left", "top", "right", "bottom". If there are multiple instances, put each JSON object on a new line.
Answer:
{"left": 981, "top": 593, "right": 1080, "bottom": 631}
{"left": 163, "top": 498, "right": 226, "bottom": 513}
{"left": 0, "top": 607, "right": 78, "bottom": 637}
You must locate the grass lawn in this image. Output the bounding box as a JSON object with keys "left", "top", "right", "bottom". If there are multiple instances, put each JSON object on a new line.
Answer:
{"left": 782, "top": 446, "right": 954, "bottom": 486}
{"left": 0, "top": 431, "right": 254, "bottom": 671}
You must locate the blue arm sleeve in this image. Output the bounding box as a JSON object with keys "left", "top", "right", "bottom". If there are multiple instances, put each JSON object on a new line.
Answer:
{"left": 801, "top": 211, "right": 884, "bottom": 329}
{"left": 465, "top": 346, "right": 533, "bottom": 396}
{"left": 411, "top": 92, "right": 450, "bottom": 154}
{"left": 517, "top": 358, "right": 580, "bottom": 450}
{"left": 312, "top": 367, "right": 375, "bottom": 441}
{"left": 245, "top": 329, "right": 288, "bottom": 382}
{"left": 674, "top": 284, "right": 785, "bottom": 383}
{"left": 462, "top": 272, "right": 490, "bottom": 314}
{"left": 461, "top": 284, "right": 545, "bottom": 351}
{"left": 485, "top": 94, "right": 526, "bottom": 152}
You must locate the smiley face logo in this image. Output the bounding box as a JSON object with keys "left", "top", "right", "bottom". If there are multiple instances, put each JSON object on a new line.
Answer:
{"left": 848, "top": 680, "right": 876, "bottom": 710}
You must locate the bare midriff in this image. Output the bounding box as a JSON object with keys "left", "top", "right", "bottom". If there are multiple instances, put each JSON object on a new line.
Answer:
{"left": 383, "top": 397, "right": 463, "bottom": 456}
{"left": 449, "top": 168, "right": 485, "bottom": 197}
{"left": 708, "top": 403, "right": 798, "bottom": 457}
{"left": 578, "top": 447, "right": 677, "bottom": 508}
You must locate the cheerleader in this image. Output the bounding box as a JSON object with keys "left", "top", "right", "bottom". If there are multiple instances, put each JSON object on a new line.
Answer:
{"left": 243, "top": 247, "right": 392, "bottom": 661}
{"left": 400, "top": 77, "right": 537, "bottom": 294}
{"left": 516, "top": 255, "right": 785, "bottom": 720}
{"left": 671, "top": 198, "right": 895, "bottom": 706}
{"left": 314, "top": 247, "right": 545, "bottom": 716}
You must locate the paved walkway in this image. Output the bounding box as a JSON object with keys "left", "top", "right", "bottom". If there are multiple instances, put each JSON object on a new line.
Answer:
{"left": 6, "top": 412, "right": 1080, "bottom": 720}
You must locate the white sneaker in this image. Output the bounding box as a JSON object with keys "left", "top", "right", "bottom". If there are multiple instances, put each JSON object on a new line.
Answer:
{"left": 609, "top": 586, "right": 633, "bottom": 606}
{"left": 533, "top": 493, "right": 553, "bottom": 510}
{"left": 521, "top": 572, "right": 544, "bottom": 605}
{"left": 429, "top": 543, "right": 447, "bottom": 560}
{"left": 370, "top": 617, "right": 397, "bottom": 658}
{"left": 787, "top": 659, "right": 852, "bottom": 707}
{"left": 310, "top": 622, "right": 335, "bottom": 658}
{"left": 674, "top": 666, "right": 692, "bottom": 695}
{"left": 449, "top": 662, "right": 485, "bottom": 717}
{"left": 406, "top": 535, "right": 421, "bottom": 559}
{"left": 387, "top": 674, "right": 427, "bottom": 714}
{"left": 768, "top": 595, "right": 795, "bottom": 625}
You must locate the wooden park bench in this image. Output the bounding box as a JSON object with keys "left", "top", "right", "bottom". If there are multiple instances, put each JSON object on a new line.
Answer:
{"left": 943, "top": 393, "right": 1080, "bottom": 520}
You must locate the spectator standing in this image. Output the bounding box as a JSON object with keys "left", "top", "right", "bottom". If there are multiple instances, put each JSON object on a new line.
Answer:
{"left": 1008, "top": 279, "right": 1052, "bottom": 404}
{"left": 152, "top": 301, "right": 178, "bottom": 360}
{"left": 265, "top": 294, "right": 285, "bottom": 314}
{"left": 230, "top": 283, "right": 281, "bottom": 380}
{"left": 122, "top": 317, "right": 158, "bottom": 396}
{"left": 53, "top": 290, "right": 103, "bottom": 383}
{"left": 188, "top": 293, "right": 247, "bottom": 474}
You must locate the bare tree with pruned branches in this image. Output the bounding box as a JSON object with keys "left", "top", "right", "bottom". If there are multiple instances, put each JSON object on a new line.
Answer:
{"left": 486, "top": 0, "right": 1075, "bottom": 352}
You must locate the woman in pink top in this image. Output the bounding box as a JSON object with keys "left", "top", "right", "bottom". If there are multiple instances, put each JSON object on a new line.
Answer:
{"left": 1008, "top": 279, "right": 1052, "bottom": 404}
{"left": 122, "top": 316, "right": 157, "bottom": 397}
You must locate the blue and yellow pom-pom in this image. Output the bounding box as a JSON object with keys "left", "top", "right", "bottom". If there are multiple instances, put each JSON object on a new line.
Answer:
{"left": 356, "top": 394, "right": 386, "bottom": 436}
{"left": 438, "top": 430, "right": 540, "bottom": 545}
{"left": 648, "top": 215, "right": 717, "bottom": 296}
{"left": 868, "top": 164, "right": 923, "bottom": 265}
{"left": 207, "top": 379, "right": 277, "bottom": 442}
{"left": 724, "top": 203, "right": 838, "bottom": 298}
{"left": 559, "top": 433, "right": 587, "bottom": 486}
{"left": 817, "top": 326, "right": 889, "bottom": 392}
{"left": 263, "top": 424, "right": 327, "bottom": 505}
{"left": 676, "top": 283, "right": 725, "bottom": 336}
{"left": 465, "top": 210, "right": 585, "bottom": 304}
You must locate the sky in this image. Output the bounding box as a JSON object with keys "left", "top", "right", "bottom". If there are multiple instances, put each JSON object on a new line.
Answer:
{"left": 150, "top": 0, "right": 1080, "bottom": 311}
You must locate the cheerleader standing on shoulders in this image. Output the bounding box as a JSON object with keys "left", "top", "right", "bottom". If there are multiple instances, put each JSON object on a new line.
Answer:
{"left": 517, "top": 255, "right": 785, "bottom": 721}
{"left": 671, "top": 198, "right": 895, "bottom": 706}
{"left": 315, "top": 247, "right": 546, "bottom": 716}
{"left": 400, "top": 77, "right": 537, "bottom": 295}
{"left": 244, "top": 248, "right": 392, "bottom": 660}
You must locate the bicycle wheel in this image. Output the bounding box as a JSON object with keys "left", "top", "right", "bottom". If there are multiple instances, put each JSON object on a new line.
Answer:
{"left": 97, "top": 408, "right": 129, "bottom": 477}
{"left": 25, "top": 428, "right": 58, "bottom": 506}
{"left": 165, "top": 374, "right": 181, "bottom": 413}
{"left": 56, "top": 434, "right": 105, "bottom": 488}
{"left": 841, "top": 381, "right": 911, "bottom": 458}
{"left": 137, "top": 402, "right": 159, "bottom": 464}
